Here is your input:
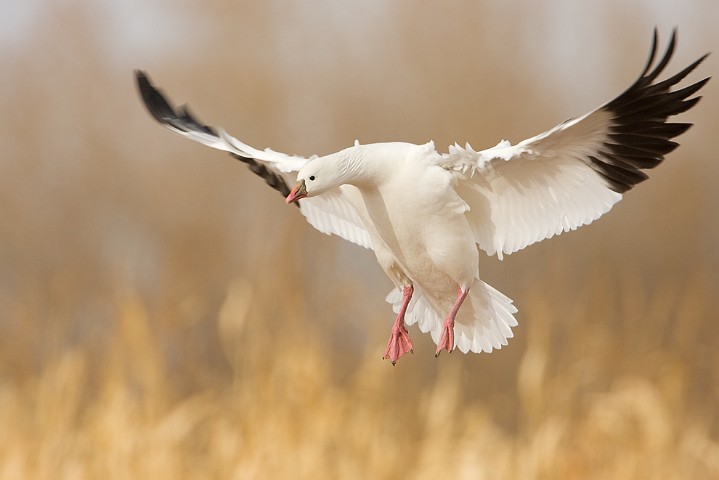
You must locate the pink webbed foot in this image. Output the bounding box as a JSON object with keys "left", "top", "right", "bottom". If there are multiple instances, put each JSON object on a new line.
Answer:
{"left": 435, "top": 287, "right": 469, "bottom": 357}
{"left": 435, "top": 318, "right": 455, "bottom": 356}
{"left": 383, "top": 285, "right": 414, "bottom": 365}
{"left": 383, "top": 323, "right": 414, "bottom": 365}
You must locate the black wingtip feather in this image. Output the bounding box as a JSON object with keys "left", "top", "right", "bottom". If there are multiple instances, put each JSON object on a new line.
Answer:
{"left": 136, "top": 70, "right": 177, "bottom": 125}
{"left": 588, "top": 31, "right": 709, "bottom": 193}
{"left": 177, "top": 105, "right": 217, "bottom": 136}
{"left": 644, "top": 29, "right": 677, "bottom": 85}
{"left": 638, "top": 28, "right": 660, "bottom": 78}
{"left": 135, "top": 70, "right": 296, "bottom": 204}
{"left": 135, "top": 71, "right": 220, "bottom": 137}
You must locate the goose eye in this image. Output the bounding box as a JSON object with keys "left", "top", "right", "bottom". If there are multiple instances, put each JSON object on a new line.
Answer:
{"left": 309, "top": 175, "right": 316, "bottom": 181}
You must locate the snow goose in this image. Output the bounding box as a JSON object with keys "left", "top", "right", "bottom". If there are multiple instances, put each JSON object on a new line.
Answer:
{"left": 136, "top": 30, "right": 709, "bottom": 364}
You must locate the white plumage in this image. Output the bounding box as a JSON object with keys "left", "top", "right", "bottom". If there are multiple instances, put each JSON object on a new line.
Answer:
{"left": 136, "top": 30, "right": 708, "bottom": 363}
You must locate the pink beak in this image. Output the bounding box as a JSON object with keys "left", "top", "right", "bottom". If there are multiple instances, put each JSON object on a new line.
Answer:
{"left": 285, "top": 179, "right": 308, "bottom": 204}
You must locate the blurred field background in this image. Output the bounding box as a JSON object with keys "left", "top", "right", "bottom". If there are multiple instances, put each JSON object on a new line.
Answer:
{"left": 1, "top": 0, "right": 718, "bottom": 478}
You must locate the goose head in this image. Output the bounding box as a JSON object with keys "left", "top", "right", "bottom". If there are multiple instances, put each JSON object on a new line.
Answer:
{"left": 286, "top": 147, "right": 364, "bottom": 203}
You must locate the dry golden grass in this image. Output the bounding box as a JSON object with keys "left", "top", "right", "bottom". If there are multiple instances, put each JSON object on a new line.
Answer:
{"left": 0, "top": 263, "right": 717, "bottom": 479}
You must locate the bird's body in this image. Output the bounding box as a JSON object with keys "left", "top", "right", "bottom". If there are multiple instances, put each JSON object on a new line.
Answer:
{"left": 136, "top": 30, "right": 709, "bottom": 363}
{"left": 341, "top": 142, "right": 477, "bottom": 294}
{"left": 285, "top": 140, "right": 520, "bottom": 356}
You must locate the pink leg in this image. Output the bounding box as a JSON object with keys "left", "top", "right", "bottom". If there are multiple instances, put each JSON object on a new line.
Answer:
{"left": 435, "top": 287, "right": 469, "bottom": 356}
{"left": 383, "top": 285, "right": 414, "bottom": 365}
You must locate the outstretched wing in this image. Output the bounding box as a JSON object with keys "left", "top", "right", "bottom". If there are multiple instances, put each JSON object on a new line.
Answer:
{"left": 441, "top": 29, "right": 709, "bottom": 259}
{"left": 135, "top": 71, "right": 372, "bottom": 249}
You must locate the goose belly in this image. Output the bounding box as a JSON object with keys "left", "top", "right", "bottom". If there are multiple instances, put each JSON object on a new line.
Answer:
{"left": 397, "top": 210, "right": 478, "bottom": 292}
{"left": 362, "top": 185, "right": 478, "bottom": 292}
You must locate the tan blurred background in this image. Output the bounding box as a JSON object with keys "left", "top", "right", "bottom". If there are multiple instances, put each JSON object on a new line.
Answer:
{"left": 1, "top": 0, "right": 718, "bottom": 478}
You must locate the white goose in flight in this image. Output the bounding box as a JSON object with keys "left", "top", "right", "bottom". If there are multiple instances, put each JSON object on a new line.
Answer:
{"left": 136, "top": 30, "right": 709, "bottom": 364}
